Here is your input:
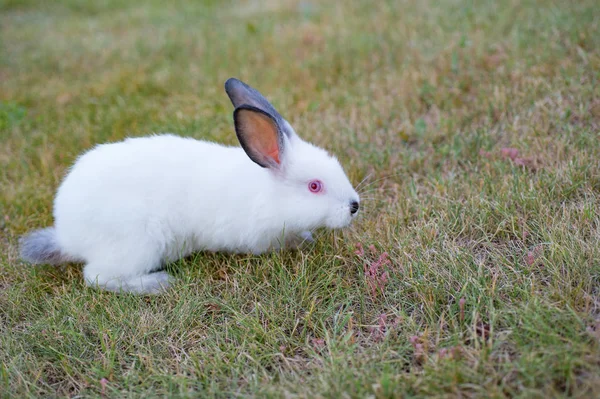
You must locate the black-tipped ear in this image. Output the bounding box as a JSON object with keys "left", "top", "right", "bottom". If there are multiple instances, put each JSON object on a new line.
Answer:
{"left": 234, "top": 105, "right": 284, "bottom": 169}
{"left": 225, "top": 78, "right": 278, "bottom": 113}
{"left": 224, "top": 78, "right": 296, "bottom": 139}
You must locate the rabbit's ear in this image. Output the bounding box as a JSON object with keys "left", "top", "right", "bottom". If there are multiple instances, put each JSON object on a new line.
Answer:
{"left": 225, "top": 78, "right": 296, "bottom": 139}
{"left": 234, "top": 105, "right": 285, "bottom": 169}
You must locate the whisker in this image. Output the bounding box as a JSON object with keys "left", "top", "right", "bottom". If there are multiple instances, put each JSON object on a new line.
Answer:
{"left": 358, "top": 192, "right": 383, "bottom": 200}
{"left": 358, "top": 188, "right": 377, "bottom": 195}
{"left": 358, "top": 172, "right": 404, "bottom": 191}
{"left": 355, "top": 172, "right": 374, "bottom": 191}
{"left": 358, "top": 198, "right": 378, "bottom": 204}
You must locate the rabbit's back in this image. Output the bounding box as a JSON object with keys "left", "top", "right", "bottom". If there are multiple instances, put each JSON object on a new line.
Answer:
{"left": 53, "top": 135, "right": 255, "bottom": 260}
{"left": 56, "top": 134, "right": 238, "bottom": 211}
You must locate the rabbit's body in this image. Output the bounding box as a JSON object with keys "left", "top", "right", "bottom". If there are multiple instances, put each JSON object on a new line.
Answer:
{"left": 56, "top": 134, "right": 289, "bottom": 259}
{"left": 20, "top": 79, "right": 360, "bottom": 294}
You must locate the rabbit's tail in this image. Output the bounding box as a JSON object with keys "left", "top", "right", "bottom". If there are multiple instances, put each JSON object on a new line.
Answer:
{"left": 19, "top": 227, "right": 76, "bottom": 265}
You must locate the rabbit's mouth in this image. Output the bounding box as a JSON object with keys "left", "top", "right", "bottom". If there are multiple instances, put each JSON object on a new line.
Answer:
{"left": 325, "top": 202, "right": 359, "bottom": 229}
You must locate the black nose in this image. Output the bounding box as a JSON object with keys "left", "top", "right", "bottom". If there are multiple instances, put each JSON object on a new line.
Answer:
{"left": 350, "top": 200, "right": 359, "bottom": 215}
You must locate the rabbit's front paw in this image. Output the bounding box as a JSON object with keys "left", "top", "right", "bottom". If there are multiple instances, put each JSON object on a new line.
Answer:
{"left": 284, "top": 231, "right": 314, "bottom": 250}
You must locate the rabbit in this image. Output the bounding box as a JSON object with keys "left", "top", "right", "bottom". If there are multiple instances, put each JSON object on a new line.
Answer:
{"left": 19, "top": 78, "right": 360, "bottom": 294}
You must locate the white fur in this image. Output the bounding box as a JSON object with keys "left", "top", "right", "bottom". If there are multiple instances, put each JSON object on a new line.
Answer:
{"left": 21, "top": 80, "right": 359, "bottom": 294}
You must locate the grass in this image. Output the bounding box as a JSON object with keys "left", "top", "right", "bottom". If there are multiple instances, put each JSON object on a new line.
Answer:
{"left": 1, "top": 0, "right": 599, "bottom": 397}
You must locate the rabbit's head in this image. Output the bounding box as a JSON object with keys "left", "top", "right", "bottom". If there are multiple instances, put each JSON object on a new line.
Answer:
{"left": 225, "top": 78, "right": 360, "bottom": 231}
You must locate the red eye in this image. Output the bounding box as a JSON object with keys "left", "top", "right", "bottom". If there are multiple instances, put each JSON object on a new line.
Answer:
{"left": 308, "top": 180, "right": 323, "bottom": 193}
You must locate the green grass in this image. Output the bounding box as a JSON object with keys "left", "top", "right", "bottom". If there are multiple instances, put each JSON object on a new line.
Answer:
{"left": 1, "top": 0, "right": 599, "bottom": 397}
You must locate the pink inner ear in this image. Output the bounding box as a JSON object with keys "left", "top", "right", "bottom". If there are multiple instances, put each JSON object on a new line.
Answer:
{"left": 267, "top": 147, "right": 280, "bottom": 164}
{"left": 238, "top": 108, "right": 282, "bottom": 166}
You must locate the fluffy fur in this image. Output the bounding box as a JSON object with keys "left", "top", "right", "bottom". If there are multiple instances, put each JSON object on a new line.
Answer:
{"left": 19, "top": 78, "right": 360, "bottom": 294}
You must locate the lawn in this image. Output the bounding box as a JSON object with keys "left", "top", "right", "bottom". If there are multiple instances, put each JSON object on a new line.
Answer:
{"left": 1, "top": 0, "right": 599, "bottom": 397}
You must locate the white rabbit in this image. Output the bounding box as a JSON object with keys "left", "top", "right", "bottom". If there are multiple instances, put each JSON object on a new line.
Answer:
{"left": 19, "top": 78, "right": 360, "bottom": 294}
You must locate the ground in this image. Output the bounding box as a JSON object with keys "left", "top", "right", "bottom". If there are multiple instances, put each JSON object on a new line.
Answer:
{"left": 1, "top": 0, "right": 599, "bottom": 397}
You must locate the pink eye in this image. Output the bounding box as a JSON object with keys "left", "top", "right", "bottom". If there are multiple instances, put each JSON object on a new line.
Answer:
{"left": 308, "top": 180, "right": 323, "bottom": 193}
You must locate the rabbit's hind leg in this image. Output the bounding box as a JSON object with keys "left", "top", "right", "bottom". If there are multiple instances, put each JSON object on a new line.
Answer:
{"left": 84, "top": 269, "right": 173, "bottom": 294}
{"left": 83, "top": 251, "right": 173, "bottom": 295}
